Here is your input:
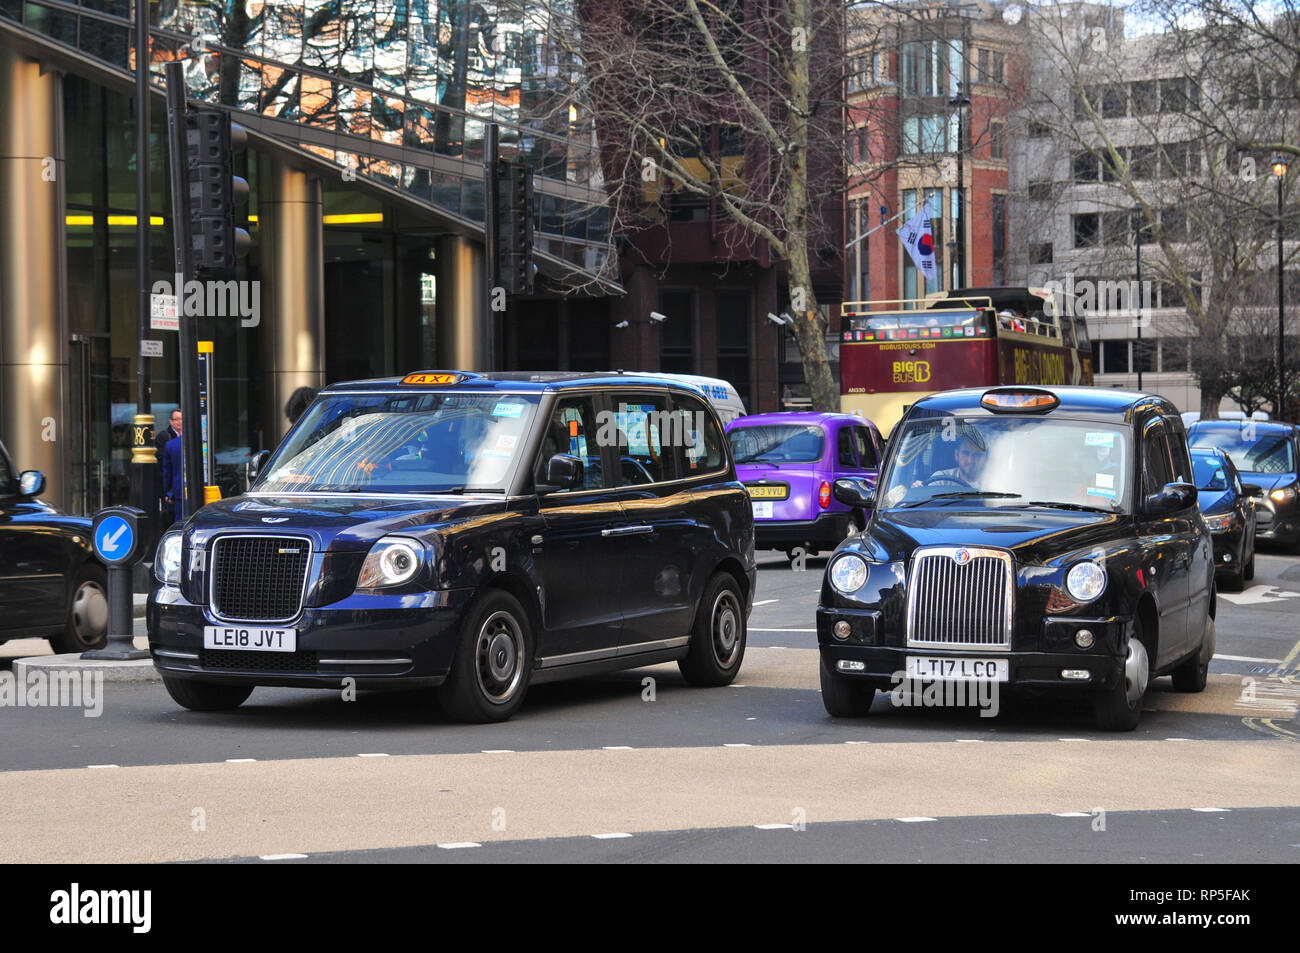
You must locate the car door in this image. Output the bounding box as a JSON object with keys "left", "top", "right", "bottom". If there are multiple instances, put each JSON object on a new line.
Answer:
{"left": 532, "top": 393, "right": 627, "bottom": 663}
{"left": 1166, "top": 418, "right": 1212, "bottom": 641}
{"left": 1135, "top": 418, "right": 1190, "bottom": 666}
{"left": 853, "top": 425, "right": 880, "bottom": 478}
{"left": 608, "top": 390, "right": 698, "bottom": 652}
{"left": 0, "top": 447, "right": 68, "bottom": 636}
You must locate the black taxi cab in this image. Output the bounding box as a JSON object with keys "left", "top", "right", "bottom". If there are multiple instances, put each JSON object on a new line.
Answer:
{"left": 818, "top": 386, "right": 1215, "bottom": 731}
{"left": 148, "top": 371, "right": 755, "bottom": 722}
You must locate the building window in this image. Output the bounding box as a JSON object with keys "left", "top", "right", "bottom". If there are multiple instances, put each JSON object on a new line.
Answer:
{"left": 1073, "top": 151, "right": 1098, "bottom": 182}
{"left": 1102, "top": 340, "right": 1129, "bottom": 373}
{"left": 1161, "top": 282, "right": 1184, "bottom": 309}
{"left": 1160, "top": 339, "right": 1188, "bottom": 372}
{"left": 992, "top": 194, "right": 1007, "bottom": 285}
{"left": 1160, "top": 77, "right": 1200, "bottom": 112}
{"left": 992, "top": 51, "right": 1004, "bottom": 84}
{"left": 716, "top": 291, "right": 750, "bottom": 408}
{"left": 1133, "top": 339, "right": 1155, "bottom": 374}
{"left": 989, "top": 120, "right": 1005, "bottom": 160}
{"left": 659, "top": 291, "right": 694, "bottom": 373}
{"left": 1129, "top": 144, "right": 1156, "bottom": 179}
{"left": 1102, "top": 84, "right": 1127, "bottom": 118}
{"left": 1091, "top": 340, "right": 1102, "bottom": 372}
{"left": 1030, "top": 243, "right": 1054, "bottom": 264}
{"left": 901, "top": 42, "right": 919, "bottom": 96}
{"left": 1073, "top": 213, "right": 1100, "bottom": 248}
{"left": 1027, "top": 181, "right": 1054, "bottom": 201}
{"left": 1101, "top": 211, "right": 1131, "bottom": 246}
{"left": 1161, "top": 207, "right": 1188, "bottom": 243}
{"left": 858, "top": 125, "right": 869, "bottom": 162}
{"left": 978, "top": 48, "right": 989, "bottom": 80}
{"left": 1028, "top": 120, "right": 1051, "bottom": 138}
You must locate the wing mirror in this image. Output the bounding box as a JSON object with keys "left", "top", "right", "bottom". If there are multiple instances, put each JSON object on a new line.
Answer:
{"left": 833, "top": 476, "right": 876, "bottom": 509}
{"left": 538, "top": 453, "right": 584, "bottom": 493}
{"left": 1144, "top": 481, "right": 1195, "bottom": 515}
{"left": 17, "top": 470, "right": 45, "bottom": 498}
{"left": 247, "top": 449, "right": 271, "bottom": 484}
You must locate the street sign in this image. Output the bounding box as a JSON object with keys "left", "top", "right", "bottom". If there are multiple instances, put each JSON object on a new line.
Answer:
{"left": 141, "top": 340, "right": 164, "bottom": 358}
{"left": 91, "top": 506, "right": 150, "bottom": 567}
{"left": 151, "top": 293, "right": 178, "bottom": 331}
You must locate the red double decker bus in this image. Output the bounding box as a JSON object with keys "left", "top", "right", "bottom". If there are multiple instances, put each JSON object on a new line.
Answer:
{"left": 839, "top": 287, "right": 1094, "bottom": 434}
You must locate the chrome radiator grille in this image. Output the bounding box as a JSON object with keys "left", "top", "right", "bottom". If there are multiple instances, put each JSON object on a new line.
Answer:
{"left": 905, "top": 547, "right": 1013, "bottom": 649}
{"left": 210, "top": 535, "right": 311, "bottom": 623}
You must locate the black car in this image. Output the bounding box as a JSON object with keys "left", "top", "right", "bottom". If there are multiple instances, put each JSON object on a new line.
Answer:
{"left": 148, "top": 371, "right": 756, "bottom": 722}
{"left": 817, "top": 386, "right": 1215, "bottom": 731}
{"left": 0, "top": 440, "right": 108, "bottom": 653}
{"left": 1187, "top": 420, "right": 1300, "bottom": 552}
{"left": 1191, "top": 447, "right": 1259, "bottom": 590}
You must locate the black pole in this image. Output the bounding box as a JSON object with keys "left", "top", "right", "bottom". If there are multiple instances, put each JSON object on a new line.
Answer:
{"left": 164, "top": 62, "right": 204, "bottom": 518}
{"left": 131, "top": 0, "right": 155, "bottom": 542}
{"left": 484, "top": 122, "right": 499, "bottom": 371}
{"left": 1279, "top": 170, "right": 1286, "bottom": 421}
{"left": 1134, "top": 208, "right": 1143, "bottom": 391}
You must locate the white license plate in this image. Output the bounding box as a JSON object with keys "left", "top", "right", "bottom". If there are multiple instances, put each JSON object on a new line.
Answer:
{"left": 203, "top": 625, "right": 297, "bottom": 653}
{"left": 906, "top": 656, "right": 1008, "bottom": 682}
{"left": 752, "top": 501, "right": 774, "bottom": 519}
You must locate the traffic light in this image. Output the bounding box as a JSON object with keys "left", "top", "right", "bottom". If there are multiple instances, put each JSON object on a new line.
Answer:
{"left": 495, "top": 159, "right": 535, "bottom": 295}
{"left": 187, "top": 108, "right": 251, "bottom": 271}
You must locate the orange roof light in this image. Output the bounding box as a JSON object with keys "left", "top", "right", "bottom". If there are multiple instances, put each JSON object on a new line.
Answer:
{"left": 981, "top": 389, "right": 1060, "bottom": 412}
{"left": 401, "top": 372, "right": 465, "bottom": 385}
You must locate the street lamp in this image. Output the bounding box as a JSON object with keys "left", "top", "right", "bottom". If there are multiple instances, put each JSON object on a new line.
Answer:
{"left": 1274, "top": 156, "right": 1288, "bottom": 421}
{"left": 949, "top": 82, "right": 971, "bottom": 290}
{"left": 1131, "top": 204, "right": 1144, "bottom": 390}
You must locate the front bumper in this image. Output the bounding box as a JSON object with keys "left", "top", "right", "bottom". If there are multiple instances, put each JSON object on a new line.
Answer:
{"left": 756, "top": 511, "right": 856, "bottom": 551}
{"left": 1208, "top": 524, "right": 1246, "bottom": 571}
{"left": 816, "top": 606, "right": 1127, "bottom": 693}
{"left": 147, "top": 585, "right": 477, "bottom": 688}
{"left": 1254, "top": 501, "right": 1300, "bottom": 544}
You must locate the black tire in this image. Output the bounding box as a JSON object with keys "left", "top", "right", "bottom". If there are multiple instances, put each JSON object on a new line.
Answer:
{"left": 162, "top": 675, "right": 253, "bottom": 711}
{"left": 678, "top": 572, "right": 747, "bottom": 686}
{"left": 1092, "top": 622, "right": 1150, "bottom": 732}
{"left": 50, "top": 564, "right": 108, "bottom": 654}
{"left": 439, "top": 589, "right": 533, "bottom": 723}
{"left": 819, "top": 655, "right": 876, "bottom": 717}
{"left": 1242, "top": 539, "right": 1255, "bottom": 581}
{"left": 1222, "top": 563, "right": 1245, "bottom": 592}
{"left": 1171, "top": 615, "right": 1213, "bottom": 693}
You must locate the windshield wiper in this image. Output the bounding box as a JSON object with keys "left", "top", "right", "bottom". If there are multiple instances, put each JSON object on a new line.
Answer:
{"left": 442, "top": 486, "right": 507, "bottom": 494}
{"left": 1023, "top": 500, "right": 1117, "bottom": 514}
{"left": 894, "top": 491, "right": 1021, "bottom": 508}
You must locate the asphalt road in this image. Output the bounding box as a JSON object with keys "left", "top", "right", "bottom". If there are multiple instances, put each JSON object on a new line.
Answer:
{"left": 1, "top": 547, "right": 1297, "bottom": 863}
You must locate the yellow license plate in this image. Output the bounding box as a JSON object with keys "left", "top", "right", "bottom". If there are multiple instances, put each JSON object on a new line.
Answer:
{"left": 746, "top": 485, "right": 787, "bottom": 500}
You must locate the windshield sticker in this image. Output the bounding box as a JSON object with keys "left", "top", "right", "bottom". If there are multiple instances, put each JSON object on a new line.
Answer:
{"left": 1084, "top": 432, "right": 1115, "bottom": 448}
{"left": 1086, "top": 486, "right": 1117, "bottom": 499}
{"left": 492, "top": 402, "right": 523, "bottom": 418}
{"left": 494, "top": 434, "right": 518, "bottom": 452}
{"left": 1094, "top": 472, "right": 1115, "bottom": 489}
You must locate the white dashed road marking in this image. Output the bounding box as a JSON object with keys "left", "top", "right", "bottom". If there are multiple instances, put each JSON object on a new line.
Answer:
{"left": 592, "top": 832, "right": 633, "bottom": 839}
{"left": 896, "top": 817, "right": 937, "bottom": 823}
{"left": 260, "top": 854, "right": 307, "bottom": 861}
{"left": 437, "top": 842, "right": 481, "bottom": 850}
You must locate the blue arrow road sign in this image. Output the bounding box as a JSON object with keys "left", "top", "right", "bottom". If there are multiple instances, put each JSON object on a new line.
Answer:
{"left": 94, "top": 515, "right": 134, "bottom": 564}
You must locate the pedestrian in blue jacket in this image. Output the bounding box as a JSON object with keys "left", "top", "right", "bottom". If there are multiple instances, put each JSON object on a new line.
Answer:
{"left": 161, "top": 433, "right": 184, "bottom": 521}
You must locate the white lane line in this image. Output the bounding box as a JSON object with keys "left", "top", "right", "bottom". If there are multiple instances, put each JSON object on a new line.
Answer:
{"left": 602, "top": 746, "right": 633, "bottom": 751}
{"left": 357, "top": 752, "right": 389, "bottom": 757}
{"left": 752, "top": 599, "right": 780, "bottom": 607}
{"left": 727, "top": 684, "right": 748, "bottom": 688}
{"left": 745, "top": 717, "right": 757, "bottom": 721}
{"left": 87, "top": 764, "right": 119, "bottom": 769}
{"left": 1053, "top": 812, "right": 1091, "bottom": 818}
{"left": 260, "top": 853, "right": 307, "bottom": 861}
{"left": 226, "top": 758, "right": 256, "bottom": 763}
{"left": 592, "top": 832, "right": 633, "bottom": 840}
{"left": 844, "top": 740, "right": 871, "bottom": 745}
{"left": 437, "top": 842, "right": 482, "bottom": 850}
{"left": 896, "top": 817, "right": 937, "bottom": 823}
{"left": 1057, "top": 738, "right": 1090, "bottom": 742}
{"left": 723, "top": 743, "right": 752, "bottom": 748}
{"left": 1164, "top": 738, "right": 1193, "bottom": 742}
{"left": 750, "top": 628, "right": 817, "bottom": 633}
{"left": 1191, "top": 807, "right": 1230, "bottom": 813}
{"left": 955, "top": 739, "right": 984, "bottom": 743}
{"left": 755, "top": 823, "right": 794, "bottom": 830}
{"left": 1214, "top": 653, "right": 1284, "bottom": 664}
{"left": 481, "top": 749, "right": 514, "bottom": 754}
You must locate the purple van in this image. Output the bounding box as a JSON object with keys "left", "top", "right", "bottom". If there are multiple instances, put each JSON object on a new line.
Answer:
{"left": 725, "top": 412, "right": 883, "bottom": 560}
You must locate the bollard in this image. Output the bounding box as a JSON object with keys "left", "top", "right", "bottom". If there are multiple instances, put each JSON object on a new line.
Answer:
{"left": 82, "top": 505, "right": 152, "bottom": 661}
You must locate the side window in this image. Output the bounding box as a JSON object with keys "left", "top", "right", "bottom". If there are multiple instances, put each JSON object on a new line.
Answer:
{"left": 673, "top": 395, "right": 726, "bottom": 474}
{"left": 1141, "top": 423, "right": 1174, "bottom": 497}
{"left": 1165, "top": 419, "right": 1193, "bottom": 484}
{"left": 853, "top": 427, "right": 878, "bottom": 468}
{"left": 837, "top": 428, "right": 858, "bottom": 468}
{"left": 535, "top": 396, "right": 605, "bottom": 492}
{"left": 610, "top": 393, "right": 674, "bottom": 485}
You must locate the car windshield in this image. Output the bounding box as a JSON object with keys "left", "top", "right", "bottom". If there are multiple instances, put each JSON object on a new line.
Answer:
{"left": 256, "top": 391, "right": 541, "bottom": 493}
{"left": 1191, "top": 452, "right": 1229, "bottom": 491}
{"left": 879, "top": 415, "right": 1130, "bottom": 512}
{"left": 1189, "top": 427, "right": 1296, "bottom": 475}
{"left": 728, "top": 424, "right": 825, "bottom": 464}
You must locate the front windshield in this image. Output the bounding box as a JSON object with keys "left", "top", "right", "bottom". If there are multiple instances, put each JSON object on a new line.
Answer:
{"left": 256, "top": 391, "right": 541, "bottom": 493}
{"left": 1189, "top": 427, "right": 1296, "bottom": 475}
{"left": 728, "top": 424, "right": 825, "bottom": 464}
{"left": 879, "top": 415, "right": 1130, "bottom": 512}
{"left": 1191, "top": 452, "right": 1228, "bottom": 491}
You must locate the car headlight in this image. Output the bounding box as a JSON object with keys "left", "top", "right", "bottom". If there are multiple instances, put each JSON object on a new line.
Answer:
{"left": 154, "top": 532, "right": 183, "bottom": 586}
{"left": 357, "top": 536, "right": 425, "bottom": 589}
{"left": 829, "top": 553, "right": 869, "bottom": 594}
{"left": 1269, "top": 485, "right": 1297, "bottom": 505}
{"left": 1065, "top": 560, "right": 1107, "bottom": 603}
{"left": 1203, "top": 512, "right": 1236, "bottom": 531}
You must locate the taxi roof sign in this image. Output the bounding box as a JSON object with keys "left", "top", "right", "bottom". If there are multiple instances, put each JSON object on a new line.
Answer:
{"left": 401, "top": 371, "right": 469, "bottom": 386}
{"left": 981, "top": 388, "right": 1060, "bottom": 412}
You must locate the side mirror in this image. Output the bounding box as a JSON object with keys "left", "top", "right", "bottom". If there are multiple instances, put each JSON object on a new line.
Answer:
{"left": 247, "top": 450, "right": 271, "bottom": 484}
{"left": 1144, "top": 481, "right": 1195, "bottom": 515}
{"left": 1241, "top": 483, "right": 1263, "bottom": 498}
{"left": 17, "top": 470, "right": 45, "bottom": 498}
{"left": 833, "top": 476, "right": 876, "bottom": 509}
{"left": 538, "top": 453, "right": 583, "bottom": 493}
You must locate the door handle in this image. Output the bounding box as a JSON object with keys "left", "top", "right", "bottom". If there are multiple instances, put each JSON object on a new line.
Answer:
{"left": 602, "top": 525, "right": 653, "bottom": 537}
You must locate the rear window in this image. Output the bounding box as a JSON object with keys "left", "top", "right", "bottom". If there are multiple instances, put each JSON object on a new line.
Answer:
{"left": 1190, "top": 426, "right": 1297, "bottom": 475}
{"left": 728, "top": 424, "right": 825, "bottom": 464}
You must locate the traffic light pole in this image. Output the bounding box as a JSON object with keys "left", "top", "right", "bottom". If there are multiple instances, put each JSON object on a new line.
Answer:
{"left": 131, "top": 0, "right": 155, "bottom": 547}
{"left": 484, "top": 122, "right": 499, "bottom": 372}
{"left": 164, "top": 61, "right": 204, "bottom": 520}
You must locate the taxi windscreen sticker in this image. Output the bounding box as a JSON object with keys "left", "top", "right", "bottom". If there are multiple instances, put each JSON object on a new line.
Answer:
{"left": 492, "top": 401, "right": 524, "bottom": 418}
{"left": 1084, "top": 432, "right": 1115, "bottom": 447}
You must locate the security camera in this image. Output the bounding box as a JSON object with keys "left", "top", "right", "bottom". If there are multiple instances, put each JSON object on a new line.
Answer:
{"left": 649, "top": 311, "right": 668, "bottom": 323}
{"left": 615, "top": 320, "right": 630, "bottom": 329}
{"left": 767, "top": 312, "right": 786, "bottom": 326}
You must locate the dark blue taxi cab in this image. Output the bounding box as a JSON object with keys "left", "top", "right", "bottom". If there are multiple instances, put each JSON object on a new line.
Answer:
{"left": 148, "top": 372, "right": 755, "bottom": 722}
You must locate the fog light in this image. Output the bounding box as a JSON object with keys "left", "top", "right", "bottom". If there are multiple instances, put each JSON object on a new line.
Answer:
{"left": 833, "top": 620, "right": 852, "bottom": 640}
{"left": 1074, "top": 628, "right": 1095, "bottom": 649}
{"left": 1222, "top": 553, "right": 1232, "bottom": 563}
{"left": 837, "top": 660, "right": 866, "bottom": 672}
{"left": 1061, "top": 669, "right": 1091, "bottom": 680}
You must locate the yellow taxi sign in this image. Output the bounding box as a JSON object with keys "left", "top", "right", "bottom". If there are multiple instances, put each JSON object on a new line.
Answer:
{"left": 981, "top": 389, "right": 1059, "bottom": 412}
{"left": 401, "top": 372, "right": 464, "bottom": 386}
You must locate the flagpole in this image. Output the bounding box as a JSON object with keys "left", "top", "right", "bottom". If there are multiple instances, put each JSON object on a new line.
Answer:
{"left": 844, "top": 204, "right": 913, "bottom": 249}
